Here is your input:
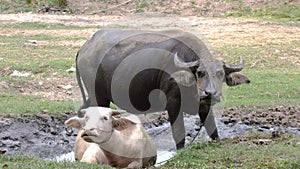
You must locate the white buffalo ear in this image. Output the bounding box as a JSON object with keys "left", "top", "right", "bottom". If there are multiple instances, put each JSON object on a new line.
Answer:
{"left": 225, "top": 72, "right": 250, "bottom": 86}
{"left": 65, "top": 116, "right": 85, "bottom": 130}
{"left": 171, "top": 70, "right": 196, "bottom": 87}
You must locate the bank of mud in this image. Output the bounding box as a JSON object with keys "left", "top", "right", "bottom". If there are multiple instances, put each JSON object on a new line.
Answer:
{"left": 0, "top": 106, "right": 299, "bottom": 160}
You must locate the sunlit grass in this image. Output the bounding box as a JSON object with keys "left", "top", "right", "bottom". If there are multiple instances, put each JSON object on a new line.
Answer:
{"left": 227, "top": 5, "right": 300, "bottom": 24}
{"left": 0, "top": 155, "right": 113, "bottom": 169}
{"left": 162, "top": 133, "right": 300, "bottom": 169}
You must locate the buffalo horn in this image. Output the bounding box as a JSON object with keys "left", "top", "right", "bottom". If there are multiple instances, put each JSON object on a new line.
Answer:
{"left": 111, "top": 109, "right": 127, "bottom": 116}
{"left": 174, "top": 52, "right": 199, "bottom": 68}
{"left": 223, "top": 56, "right": 244, "bottom": 74}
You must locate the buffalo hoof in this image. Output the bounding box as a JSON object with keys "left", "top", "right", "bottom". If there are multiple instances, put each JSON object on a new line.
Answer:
{"left": 176, "top": 139, "right": 185, "bottom": 150}
{"left": 209, "top": 129, "right": 219, "bottom": 140}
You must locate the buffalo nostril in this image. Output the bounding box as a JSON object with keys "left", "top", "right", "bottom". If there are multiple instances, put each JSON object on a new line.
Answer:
{"left": 204, "top": 91, "right": 211, "bottom": 96}
{"left": 205, "top": 90, "right": 216, "bottom": 96}
{"left": 83, "top": 128, "right": 96, "bottom": 132}
{"left": 90, "top": 128, "right": 97, "bottom": 132}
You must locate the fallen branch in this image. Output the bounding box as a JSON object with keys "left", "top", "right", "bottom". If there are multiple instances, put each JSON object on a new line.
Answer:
{"left": 106, "top": 0, "right": 134, "bottom": 11}
{"left": 89, "top": 0, "right": 134, "bottom": 14}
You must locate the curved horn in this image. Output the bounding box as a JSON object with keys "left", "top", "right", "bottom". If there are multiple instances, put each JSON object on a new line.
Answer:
{"left": 111, "top": 109, "right": 127, "bottom": 116}
{"left": 174, "top": 52, "right": 199, "bottom": 68}
{"left": 223, "top": 56, "right": 244, "bottom": 74}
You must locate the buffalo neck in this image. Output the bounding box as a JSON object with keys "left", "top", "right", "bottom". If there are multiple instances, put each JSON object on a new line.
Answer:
{"left": 98, "top": 129, "right": 144, "bottom": 159}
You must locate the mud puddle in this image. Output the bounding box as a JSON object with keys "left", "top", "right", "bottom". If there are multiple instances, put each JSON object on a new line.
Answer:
{"left": 0, "top": 106, "right": 299, "bottom": 164}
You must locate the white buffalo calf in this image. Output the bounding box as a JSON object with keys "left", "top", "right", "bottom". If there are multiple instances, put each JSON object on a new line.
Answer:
{"left": 73, "top": 130, "right": 108, "bottom": 164}
{"left": 65, "top": 107, "right": 157, "bottom": 168}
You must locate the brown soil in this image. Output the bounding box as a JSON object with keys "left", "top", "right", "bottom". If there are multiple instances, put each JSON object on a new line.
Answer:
{"left": 222, "top": 106, "right": 300, "bottom": 129}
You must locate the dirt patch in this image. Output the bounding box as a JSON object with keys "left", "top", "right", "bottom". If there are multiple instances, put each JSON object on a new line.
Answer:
{"left": 222, "top": 106, "right": 300, "bottom": 129}
{"left": 1, "top": 75, "right": 76, "bottom": 101}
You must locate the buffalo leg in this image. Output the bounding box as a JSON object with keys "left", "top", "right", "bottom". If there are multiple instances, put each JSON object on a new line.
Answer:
{"left": 77, "top": 99, "right": 91, "bottom": 117}
{"left": 167, "top": 101, "right": 185, "bottom": 149}
{"left": 199, "top": 103, "right": 219, "bottom": 140}
{"left": 204, "top": 109, "right": 219, "bottom": 139}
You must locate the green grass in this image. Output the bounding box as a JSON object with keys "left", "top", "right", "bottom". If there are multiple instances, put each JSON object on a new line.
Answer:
{"left": 0, "top": 0, "right": 70, "bottom": 14}
{"left": 0, "top": 155, "right": 113, "bottom": 169}
{"left": 0, "top": 22, "right": 299, "bottom": 113}
{"left": 217, "top": 41, "right": 300, "bottom": 69}
{"left": 0, "top": 23, "right": 82, "bottom": 114}
{"left": 0, "top": 90, "right": 75, "bottom": 114}
{"left": 163, "top": 134, "right": 300, "bottom": 169}
{"left": 0, "top": 22, "right": 99, "bottom": 30}
{"left": 227, "top": 5, "right": 300, "bottom": 24}
{"left": 216, "top": 41, "right": 300, "bottom": 108}
{"left": 224, "top": 69, "right": 300, "bottom": 107}
{"left": 0, "top": 33, "right": 85, "bottom": 43}
{"left": 0, "top": 35, "right": 77, "bottom": 74}
{"left": 1, "top": 134, "right": 298, "bottom": 169}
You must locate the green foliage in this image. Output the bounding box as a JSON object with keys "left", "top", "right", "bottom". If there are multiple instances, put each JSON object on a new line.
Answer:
{"left": 0, "top": 0, "right": 69, "bottom": 13}
{"left": 135, "top": 0, "right": 149, "bottom": 13}
{"left": 48, "top": 0, "right": 68, "bottom": 8}
{"left": 109, "top": 102, "right": 119, "bottom": 110}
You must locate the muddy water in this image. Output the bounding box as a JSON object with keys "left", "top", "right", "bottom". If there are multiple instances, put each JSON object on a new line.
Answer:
{"left": 0, "top": 108, "right": 299, "bottom": 164}
{"left": 0, "top": 114, "right": 74, "bottom": 159}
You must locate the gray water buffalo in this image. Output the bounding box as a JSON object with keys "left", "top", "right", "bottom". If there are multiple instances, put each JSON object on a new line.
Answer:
{"left": 75, "top": 29, "right": 250, "bottom": 149}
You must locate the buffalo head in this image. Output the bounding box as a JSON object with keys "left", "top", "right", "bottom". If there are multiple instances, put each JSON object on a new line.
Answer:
{"left": 174, "top": 53, "right": 250, "bottom": 105}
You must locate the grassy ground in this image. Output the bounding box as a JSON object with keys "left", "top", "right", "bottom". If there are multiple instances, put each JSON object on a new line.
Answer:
{"left": 227, "top": 5, "right": 300, "bottom": 24}
{"left": 1, "top": 133, "right": 299, "bottom": 169}
{"left": 162, "top": 133, "right": 300, "bottom": 169}
{"left": 0, "top": 20, "right": 299, "bottom": 114}
{"left": 0, "top": 3, "right": 299, "bottom": 168}
{"left": 0, "top": 22, "right": 99, "bottom": 114}
{"left": 0, "top": 155, "right": 112, "bottom": 169}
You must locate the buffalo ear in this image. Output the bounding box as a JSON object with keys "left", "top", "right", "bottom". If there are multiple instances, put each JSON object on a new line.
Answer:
{"left": 225, "top": 72, "right": 250, "bottom": 86}
{"left": 65, "top": 117, "right": 84, "bottom": 130}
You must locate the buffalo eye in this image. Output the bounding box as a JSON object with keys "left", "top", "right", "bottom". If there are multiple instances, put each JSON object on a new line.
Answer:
{"left": 103, "top": 116, "right": 108, "bottom": 121}
{"left": 216, "top": 70, "right": 224, "bottom": 78}
{"left": 85, "top": 116, "right": 89, "bottom": 121}
{"left": 197, "top": 71, "right": 206, "bottom": 78}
